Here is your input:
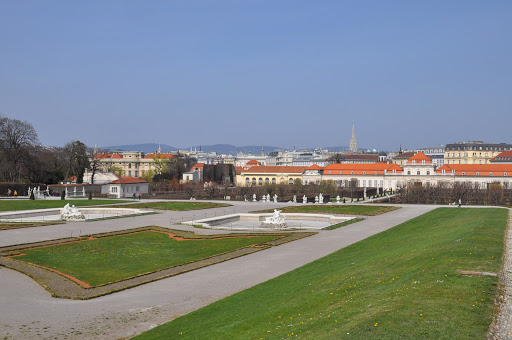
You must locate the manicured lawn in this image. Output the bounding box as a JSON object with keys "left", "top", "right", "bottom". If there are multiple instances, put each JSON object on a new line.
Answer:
{"left": 0, "top": 222, "right": 62, "bottom": 231}
{"left": 111, "top": 201, "right": 232, "bottom": 211}
{"left": 253, "top": 205, "right": 398, "bottom": 216}
{"left": 323, "top": 218, "right": 365, "bottom": 230}
{"left": 16, "top": 231, "right": 280, "bottom": 286}
{"left": 135, "top": 208, "right": 507, "bottom": 339}
{"left": 0, "top": 199, "right": 130, "bottom": 212}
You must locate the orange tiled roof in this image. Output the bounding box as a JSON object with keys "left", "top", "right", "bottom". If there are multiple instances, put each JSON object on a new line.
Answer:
{"left": 144, "top": 153, "right": 175, "bottom": 159}
{"left": 66, "top": 176, "right": 77, "bottom": 182}
{"left": 109, "top": 177, "right": 149, "bottom": 184}
{"left": 242, "top": 166, "right": 307, "bottom": 174}
{"left": 323, "top": 163, "right": 403, "bottom": 175}
{"left": 407, "top": 152, "right": 432, "bottom": 164}
{"left": 436, "top": 164, "right": 512, "bottom": 176}
{"left": 491, "top": 151, "right": 512, "bottom": 162}
{"left": 306, "top": 164, "right": 323, "bottom": 170}
{"left": 93, "top": 153, "right": 123, "bottom": 159}
{"left": 246, "top": 160, "right": 261, "bottom": 165}
{"left": 190, "top": 163, "right": 205, "bottom": 171}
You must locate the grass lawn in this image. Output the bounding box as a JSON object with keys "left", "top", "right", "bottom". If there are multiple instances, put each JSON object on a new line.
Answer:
{"left": 253, "top": 204, "right": 398, "bottom": 216}
{"left": 135, "top": 208, "right": 507, "bottom": 339}
{"left": 323, "top": 218, "right": 365, "bottom": 230}
{"left": 0, "top": 222, "right": 62, "bottom": 231}
{"left": 0, "top": 199, "right": 130, "bottom": 212}
{"left": 16, "top": 231, "right": 280, "bottom": 286}
{"left": 110, "top": 201, "right": 232, "bottom": 211}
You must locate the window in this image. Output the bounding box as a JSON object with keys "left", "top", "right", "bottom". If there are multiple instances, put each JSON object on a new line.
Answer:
{"left": 329, "top": 171, "right": 331, "bottom": 174}
{"left": 129, "top": 163, "right": 132, "bottom": 169}
{"left": 289, "top": 178, "right": 294, "bottom": 184}
{"left": 462, "top": 172, "right": 465, "bottom": 176}
{"left": 258, "top": 178, "right": 263, "bottom": 185}
{"left": 252, "top": 178, "right": 256, "bottom": 185}
{"left": 477, "top": 172, "right": 479, "bottom": 176}
{"left": 375, "top": 171, "right": 378, "bottom": 175}
{"left": 265, "top": 178, "right": 269, "bottom": 184}
{"left": 135, "top": 171, "right": 138, "bottom": 177}
{"left": 363, "top": 171, "right": 366, "bottom": 175}
{"left": 407, "top": 171, "right": 411, "bottom": 175}
{"left": 417, "top": 171, "right": 420, "bottom": 175}
{"left": 490, "top": 173, "right": 493, "bottom": 176}
{"left": 128, "top": 171, "right": 131, "bottom": 176}
{"left": 351, "top": 171, "right": 354, "bottom": 175}
{"left": 272, "top": 178, "right": 276, "bottom": 184}
{"left": 245, "top": 178, "right": 250, "bottom": 185}
{"left": 340, "top": 171, "right": 342, "bottom": 175}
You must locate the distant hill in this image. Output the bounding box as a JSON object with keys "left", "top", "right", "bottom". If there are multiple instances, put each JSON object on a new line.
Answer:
{"left": 100, "top": 143, "right": 282, "bottom": 155}
{"left": 99, "top": 143, "right": 373, "bottom": 155}
{"left": 101, "top": 143, "right": 178, "bottom": 153}
{"left": 190, "top": 144, "right": 282, "bottom": 155}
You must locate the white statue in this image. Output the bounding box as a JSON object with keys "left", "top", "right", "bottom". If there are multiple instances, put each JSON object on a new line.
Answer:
{"left": 261, "top": 209, "right": 286, "bottom": 228}
{"left": 319, "top": 193, "right": 324, "bottom": 204}
{"left": 315, "top": 196, "right": 319, "bottom": 204}
{"left": 364, "top": 187, "right": 367, "bottom": 198}
{"left": 273, "top": 194, "right": 278, "bottom": 203}
{"left": 303, "top": 195, "right": 307, "bottom": 204}
{"left": 293, "top": 195, "right": 297, "bottom": 203}
{"left": 61, "top": 203, "right": 85, "bottom": 220}
{"left": 336, "top": 195, "right": 340, "bottom": 203}
{"left": 252, "top": 194, "right": 257, "bottom": 202}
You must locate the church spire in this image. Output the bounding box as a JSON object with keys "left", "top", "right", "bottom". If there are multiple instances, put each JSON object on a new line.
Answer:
{"left": 350, "top": 120, "right": 357, "bottom": 153}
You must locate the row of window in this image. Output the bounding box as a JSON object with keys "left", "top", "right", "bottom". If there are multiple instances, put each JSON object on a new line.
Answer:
{"left": 245, "top": 177, "right": 295, "bottom": 185}
{"left": 447, "top": 145, "right": 512, "bottom": 151}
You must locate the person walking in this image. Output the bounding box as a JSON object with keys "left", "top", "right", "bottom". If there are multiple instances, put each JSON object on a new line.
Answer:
{"left": 138, "top": 192, "right": 141, "bottom": 200}
{"left": 14, "top": 190, "right": 17, "bottom": 197}
{"left": 133, "top": 193, "right": 136, "bottom": 200}
{"left": 7, "top": 189, "right": 11, "bottom": 196}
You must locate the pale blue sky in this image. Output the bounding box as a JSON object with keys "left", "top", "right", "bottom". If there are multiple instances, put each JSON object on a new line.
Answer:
{"left": 1, "top": 1, "right": 511, "bottom": 151}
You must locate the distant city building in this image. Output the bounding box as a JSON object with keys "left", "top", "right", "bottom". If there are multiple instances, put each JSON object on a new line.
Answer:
{"left": 415, "top": 145, "right": 445, "bottom": 168}
{"left": 93, "top": 150, "right": 175, "bottom": 178}
{"left": 349, "top": 120, "right": 357, "bottom": 153}
{"left": 445, "top": 141, "right": 512, "bottom": 165}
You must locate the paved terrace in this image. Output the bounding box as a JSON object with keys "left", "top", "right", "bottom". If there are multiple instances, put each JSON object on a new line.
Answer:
{"left": 0, "top": 201, "right": 435, "bottom": 339}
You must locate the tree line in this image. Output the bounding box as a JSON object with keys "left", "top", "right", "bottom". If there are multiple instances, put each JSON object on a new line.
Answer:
{"left": 0, "top": 115, "right": 91, "bottom": 184}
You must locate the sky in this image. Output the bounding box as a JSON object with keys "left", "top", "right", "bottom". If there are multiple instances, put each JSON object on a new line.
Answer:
{"left": 1, "top": 1, "right": 511, "bottom": 152}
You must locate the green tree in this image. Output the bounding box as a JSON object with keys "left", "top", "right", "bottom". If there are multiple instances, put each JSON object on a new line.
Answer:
{"left": 64, "top": 141, "right": 90, "bottom": 183}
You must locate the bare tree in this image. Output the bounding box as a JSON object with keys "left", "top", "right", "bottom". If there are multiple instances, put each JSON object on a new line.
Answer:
{"left": 0, "top": 116, "right": 39, "bottom": 182}
{"left": 488, "top": 182, "right": 504, "bottom": 206}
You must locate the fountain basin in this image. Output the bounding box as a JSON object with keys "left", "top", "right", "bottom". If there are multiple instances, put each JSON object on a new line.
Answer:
{"left": 0, "top": 208, "right": 152, "bottom": 222}
{"left": 183, "top": 213, "right": 356, "bottom": 230}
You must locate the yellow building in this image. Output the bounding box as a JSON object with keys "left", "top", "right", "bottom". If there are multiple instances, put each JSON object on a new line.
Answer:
{"left": 445, "top": 142, "right": 512, "bottom": 165}
{"left": 236, "top": 166, "right": 307, "bottom": 186}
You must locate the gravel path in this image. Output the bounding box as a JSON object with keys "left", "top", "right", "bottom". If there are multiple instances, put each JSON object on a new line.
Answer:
{"left": 488, "top": 208, "right": 512, "bottom": 339}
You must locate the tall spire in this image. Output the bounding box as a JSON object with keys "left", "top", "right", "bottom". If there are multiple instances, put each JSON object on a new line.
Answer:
{"left": 350, "top": 120, "right": 357, "bottom": 153}
{"left": 158, "top": 144, "right": 161, "bottom": 154}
